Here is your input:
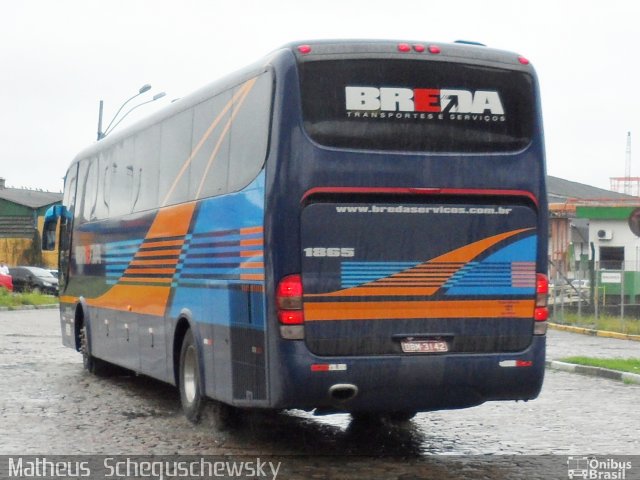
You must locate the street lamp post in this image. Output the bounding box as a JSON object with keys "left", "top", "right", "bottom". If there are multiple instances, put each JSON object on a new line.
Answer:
{"left": 96, "top": 84, "right": 154, "bottom": 141}
{"left": 102, "top": 92, "right": 166, "bottom": 137}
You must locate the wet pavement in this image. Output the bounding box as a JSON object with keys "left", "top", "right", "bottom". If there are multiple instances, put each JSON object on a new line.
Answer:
{"left": 0, "top": 309, "right": 638, "bottom": 478}
{"left": 547, "top": 327, "right": 639, "bottom": 360}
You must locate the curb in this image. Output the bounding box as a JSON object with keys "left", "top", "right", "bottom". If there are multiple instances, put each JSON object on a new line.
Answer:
{"left": 548, "top": 322, "right": 640, "bottom": 342}
{"left": 546, "top": 360, "right": 640, "bottom": 385}
{"left": 0, "top": 304, "right": 59, "bottom": 312}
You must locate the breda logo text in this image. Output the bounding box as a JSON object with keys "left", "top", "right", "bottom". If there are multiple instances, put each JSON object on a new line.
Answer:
{"left": 345, "top": 86, "right": 506, "bottom": 122}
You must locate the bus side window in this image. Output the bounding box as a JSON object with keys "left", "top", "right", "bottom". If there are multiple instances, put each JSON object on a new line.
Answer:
{"left": 190, "top": 90, "right": 232, "bottom": 200}
{"left": 132, "top": 125, "right": 160, "bottom": 212}
{"left": 108, "top": 138, "right": 135, "bottom": 216}
{"left": 59, "top": 165, "right": 78, "bottom": 288}
{"left": 159, "top": 109, "right": 193, "bottom": 206}
{"left": 227, "top": 71, "right": 272, "bottom": 193}
{"left": 42, "top": 220, "right": 57, "bottom": 251}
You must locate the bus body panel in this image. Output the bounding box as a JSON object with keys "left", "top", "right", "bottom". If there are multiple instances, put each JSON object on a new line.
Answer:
{"left": 301, "top": 200, "right": 538, "bottom": 357}
{"left": 269, "top": 336, "right": 545, "bottom": 412}
{"left": 263, "top": 45, "right": 547, "bottom": 411}
{"left": 56, "top": 40, "right": 547, "bottom": 416}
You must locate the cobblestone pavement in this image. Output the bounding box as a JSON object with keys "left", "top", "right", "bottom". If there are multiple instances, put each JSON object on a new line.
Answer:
{"left": 547, "top": 327, "right": 640, "bottom": 360}
{"left": 0, "top": 309, "right": 638, "bottom": 478}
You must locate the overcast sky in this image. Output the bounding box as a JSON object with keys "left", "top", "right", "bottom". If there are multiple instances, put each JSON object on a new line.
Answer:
{"left": 1, "top": 0, "right": 638, "bottom": 193}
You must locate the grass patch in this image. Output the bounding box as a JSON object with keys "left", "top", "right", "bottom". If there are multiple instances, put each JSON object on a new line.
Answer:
{"left": 551, "top": 313, "right": 640, "bottom": 335}
{"left": 560, "top": 356, "right": 640, "bottom": 375}
{"left": 0, "top": 288, "right": 58, "bottom": 308}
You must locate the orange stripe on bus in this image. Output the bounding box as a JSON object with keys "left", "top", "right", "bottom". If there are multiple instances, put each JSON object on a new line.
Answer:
{"left": 240, "top": 274, "right": 265, "bottom": 281}
{"left": 130, "top": 258, "right": 180, "bottom": 266}
{"left": 123, "top": 268, "right": 176, "bottom": 275}
{"left": 306, "top": 229, "right": 533, "bottom": 298}
{"left": 240, "top": 238, "right": 263, "bottom": 247}
{"left": 140, "top": 239, "right": 184, "bottom": 249}
{"left": 87, "top": 285, "right": 171, "bottom": 317}
{"left": 241, "top": 250, "right": 263, "bottom": 257}
{"left": 135, "top": 249, "right": 182, "bottom": 258}
{"left": 384, "top": 273, "right": 453, "bottom": 278}
{"left": 429, "top": 229, "right": 532, "bottom": 264}
{"left": 120, "top": 277, "right": 172, "bottom": 284}
{"left": 240, "top": 226, "right": 264, "bottom": 235}
{"left": 146, "top": 203, "right": 196, "bottom": 239}
{"left": 59, "top": 295, "right": 79, "bottom": 305}
{"left": 303, "top": 299, "right": 535, "bottom": 321}
{"left": 306, "top": 286, "right": 441, "bottom": 297}
{"left": 240, "top": 262, "right": 264, "bottom": 269}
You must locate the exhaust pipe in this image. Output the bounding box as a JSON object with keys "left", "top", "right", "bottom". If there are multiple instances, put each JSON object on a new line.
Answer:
{"left": 329, "top": 383, "right": 358, "bottom": 403}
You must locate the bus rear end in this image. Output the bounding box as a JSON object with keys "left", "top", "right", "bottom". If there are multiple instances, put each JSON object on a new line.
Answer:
{"left": 266, "top": 41, "right": 547, "bottom": 416}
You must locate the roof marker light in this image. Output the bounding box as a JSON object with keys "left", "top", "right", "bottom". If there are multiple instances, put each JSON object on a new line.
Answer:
{"left": 428, "top": 45, "right": 441, "bottom": 54}
{"left": 297, "top": 45, "right": 312, "bottom": 55}
{"left": 413, "top": 44, "right": 425, "bottom": 53}
{"left": 518, "top": 56, "right": 530, "bottom": 65}
{"left": 397, "top": 43, "right": 411, "bottom": 52}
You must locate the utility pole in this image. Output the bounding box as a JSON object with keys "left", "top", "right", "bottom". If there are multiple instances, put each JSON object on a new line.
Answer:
{"left": 624, "top": 131, "right": 632, "bottom": 195}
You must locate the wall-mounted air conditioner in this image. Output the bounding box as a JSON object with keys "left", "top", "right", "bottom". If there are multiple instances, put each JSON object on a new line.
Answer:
{"left": 597, "top": 229, "right": 613, "bottom": 241}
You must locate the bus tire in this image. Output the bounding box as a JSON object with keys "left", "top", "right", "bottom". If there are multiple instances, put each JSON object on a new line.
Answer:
{"left": 350, "top": 411, "right": 416, "bottom": 424}
{"left": 79, "top": 323, "right": 110, "bottom": 376}
{"left": 383, "top": 411, "right": 417, "bottom": 423}
{"left": 179, "top": 329, "right": 205, "bottom": 424}
{"left": 207, "top": 400, "right": 241, "bottom": 431}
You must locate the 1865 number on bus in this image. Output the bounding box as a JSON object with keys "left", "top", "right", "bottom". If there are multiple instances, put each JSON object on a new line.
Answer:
{"left": 303, "top": 247, "right": 355, "bottom": 258}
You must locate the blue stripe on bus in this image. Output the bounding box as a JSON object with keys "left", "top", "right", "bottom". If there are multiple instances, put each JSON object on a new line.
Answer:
{"left": 340, "top": 261, "right": 420, "bottom": 287}
{"left": 445, "top": 237, "right": 536, "bottom": 295}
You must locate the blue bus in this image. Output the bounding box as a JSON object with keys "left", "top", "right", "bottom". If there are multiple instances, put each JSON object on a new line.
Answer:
{"left": 44, "top": 40, "right": 548, "bottom": 424}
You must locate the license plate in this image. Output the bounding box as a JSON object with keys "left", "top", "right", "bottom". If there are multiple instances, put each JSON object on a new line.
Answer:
{"left": 401, "top": 339, "right": 449, "bottom": 353}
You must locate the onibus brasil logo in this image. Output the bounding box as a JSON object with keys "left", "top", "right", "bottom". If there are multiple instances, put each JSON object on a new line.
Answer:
{"left": 567, "top": 457, "right": 632, "bottom": 479}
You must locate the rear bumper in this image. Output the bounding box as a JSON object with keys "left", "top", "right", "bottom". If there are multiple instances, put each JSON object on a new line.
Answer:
{"left": 271, "top": 335, "right": 545, "bottom": 413}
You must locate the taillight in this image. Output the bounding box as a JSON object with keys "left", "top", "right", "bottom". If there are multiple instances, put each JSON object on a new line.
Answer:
{"left": 277, "top": 274, "right": 303, "bottom": 310}
{"left": 534, "top": 273, "right": 548, "bottom": 334}
{"left": 277, "top": 274, "right": 305, "bottom": 339}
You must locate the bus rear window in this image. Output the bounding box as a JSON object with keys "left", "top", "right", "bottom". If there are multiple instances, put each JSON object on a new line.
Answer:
{"left": 299, "top": 59, "right": 534, "bottom": 153}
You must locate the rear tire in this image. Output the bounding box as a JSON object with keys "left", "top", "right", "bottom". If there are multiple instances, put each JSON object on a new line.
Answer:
{"left": 383, "top": 411, "right": 417, "bottom": 423}
{"left": 79, "top": 324, "right": 110, "bottom": 376}
{"left": 350, "top": 411, "right": 416, "bottom": 424}
{"left": 179, "top": 329, "right": 205, "bottom": 423}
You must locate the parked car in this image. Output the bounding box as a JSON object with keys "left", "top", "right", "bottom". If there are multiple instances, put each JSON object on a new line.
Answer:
{"left": 8, "top": 266, "right": 58, "bottom": 295}
{"left": 570, "top": 279, "right": 590, "bottom": 289}
{"left": 47, "top": 269, "right": 59, "bottom": 278}
{"left": 0, "top": 273, "right": 13, "bottom": 292}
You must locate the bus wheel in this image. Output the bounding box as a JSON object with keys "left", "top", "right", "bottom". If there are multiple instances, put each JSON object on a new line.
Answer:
{"left": 207, "top": 400, "right": 240, "bottom": 431}
{"left": 79, "top": 324, "right": 109, "bottom": 376}
{"left": 179, "top": 330, "right": 205, "bottom": 424}
{"left": 383, "top": 411, "right": 417, "bottom": 423}
{"left": 350, "top": 411, "right": 416, "bottom": 424}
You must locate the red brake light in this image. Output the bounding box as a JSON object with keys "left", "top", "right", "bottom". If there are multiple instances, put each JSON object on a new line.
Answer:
{"left": 277, "top": 274, "right": 304, "bottom": 325}
{"left": 278, "top": 310, "right": 304, "bottom": 325}
{"left": 534, "top": 307, "right": 549, "bottom": 322}
{"left": 277, "top": 274, "right": 303, "bottom": 308}
{"left": 535, "top": 273, "right": 549, "bottom": 323}
{"left": 297, "top": 45, "right": 312, "bottom": 55}
{"left": 397, "top": 43, "right": 411, "bottom": 53}
{"left": 536, "top": 274, "right": 549, "bottom": 296}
